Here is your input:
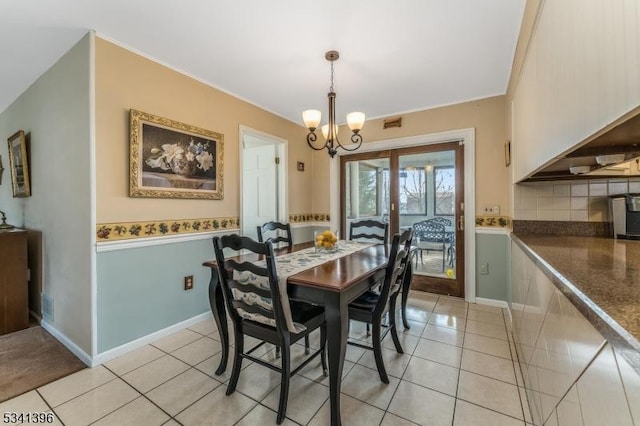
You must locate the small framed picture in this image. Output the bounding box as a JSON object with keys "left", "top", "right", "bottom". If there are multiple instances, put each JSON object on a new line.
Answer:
{"left": 505, "top": 140, "right": 511, "bottom": 167}
{"left": 7, "top": 130, "right": 31, "bottom": 197}
{"left": 297, "top": 161, "right": 305, "bottom": 172}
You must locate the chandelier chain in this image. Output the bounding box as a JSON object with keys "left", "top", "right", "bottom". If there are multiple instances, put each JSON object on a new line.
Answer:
{"left": 330, "top": 59, "right": 335, "bottom": 93}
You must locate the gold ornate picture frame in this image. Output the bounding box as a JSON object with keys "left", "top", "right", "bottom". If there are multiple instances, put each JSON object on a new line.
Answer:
{"left": 7, "top": 130, "right": 31, "bottom": 197}
{"left": 129, "top": 109, "right": 224, "bottom": 199}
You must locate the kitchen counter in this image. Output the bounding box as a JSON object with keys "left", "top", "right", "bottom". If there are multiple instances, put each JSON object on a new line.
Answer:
{"left": 511, "top": 233, "right": 640, "bottom": 372}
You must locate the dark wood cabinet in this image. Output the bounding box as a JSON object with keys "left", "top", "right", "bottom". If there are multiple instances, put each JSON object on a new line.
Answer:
{"left": 0, "top": 229, "right": 28, "bottom": 335}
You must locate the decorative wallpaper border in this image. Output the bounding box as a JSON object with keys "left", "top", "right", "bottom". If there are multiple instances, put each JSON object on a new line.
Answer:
{"left": 475, "top": 215, "right": 512, "bottom": 228}
{"left": 97, "top": 214, "right": 506, "bottom": 241}
{"left": 96, "top": 217, "right": 239, "bottom": 241}
{"left": 289, "top": 213, "right": 330, "bottom": 223}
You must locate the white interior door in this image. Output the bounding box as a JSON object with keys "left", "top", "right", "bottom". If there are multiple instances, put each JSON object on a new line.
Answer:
{"left": 242, "top": 142, "right": 278, "bottom": 240}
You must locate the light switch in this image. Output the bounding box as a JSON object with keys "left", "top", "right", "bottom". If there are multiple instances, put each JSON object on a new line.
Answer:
{"left": 479, "top": 263, "right": 489, "bottom": 275}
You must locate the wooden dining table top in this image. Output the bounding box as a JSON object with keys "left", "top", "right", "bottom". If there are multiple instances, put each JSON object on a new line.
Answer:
{"left": 203, "top": 241, "right": 391, "bottom": 293}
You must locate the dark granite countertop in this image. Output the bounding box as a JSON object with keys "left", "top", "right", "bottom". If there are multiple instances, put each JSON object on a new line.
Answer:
{"left": 511, "top": 233, "right": 640, "bottom": 372}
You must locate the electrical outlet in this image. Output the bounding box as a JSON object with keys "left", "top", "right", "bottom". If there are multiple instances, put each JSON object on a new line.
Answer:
{"left": 483, "top": 205, "right": 501, "bottom": 214}
{"left": 479, "top": 263, "right": 489, "bottom": 275}
{"left": 184, "top": 275, "right": 194, "bottom": 290}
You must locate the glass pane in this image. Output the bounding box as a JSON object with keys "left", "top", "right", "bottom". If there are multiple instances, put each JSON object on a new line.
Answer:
{"left": 398, "top": 151, "right": 456, "bottom": 279}
{"left": 400, "top": 168, "right": 426, "bottom": 214}
{"left": 434, "top": 166, "right": 455, "bottom": 215}
{"left": 345, "top": 158, "right": 390, "bottom": 230}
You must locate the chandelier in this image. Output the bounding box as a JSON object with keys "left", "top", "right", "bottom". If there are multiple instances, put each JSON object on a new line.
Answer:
{"left": 302, "top": 50, "right": 365, "bottom": 158}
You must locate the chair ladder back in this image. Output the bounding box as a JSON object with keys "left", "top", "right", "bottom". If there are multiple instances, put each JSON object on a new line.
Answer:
{"left": 392, "top": 229, "right": 414, "bottom": 293}
{"left": 257, "top": 221, "right": 293, "bottom": 247}
{"left": 213, "top": 235, "right": 287, "bottom": 332}
{"left": 373, "top": 229, "right": 413, "bottom": 316}
{"left": 349, "top": 219, "right": 389, "bottom": 244}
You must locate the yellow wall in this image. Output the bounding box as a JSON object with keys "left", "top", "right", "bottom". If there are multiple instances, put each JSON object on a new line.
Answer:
{"left": 311, "top": 96, "right": 509, "bottom": 216}
{"left": 95, "top": 37, "right": 311, "bottom": 223}
{"left": 96, "top": 37, "right": 509, "bottom": 222}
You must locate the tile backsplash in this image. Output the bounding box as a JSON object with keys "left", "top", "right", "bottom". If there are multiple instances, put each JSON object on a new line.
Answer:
{"left": 514, "top": 178, "right": 640, "bottom": 222}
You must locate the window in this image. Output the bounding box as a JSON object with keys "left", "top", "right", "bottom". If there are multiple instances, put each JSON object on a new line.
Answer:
{"left": 357, "top": 164, "right": 378, "bottom": 216}
{"left": 434, "top": 166, "right": 455, "bottom": 215}
{"left": 399, "top": 168, "right": 426, "bottom": 214}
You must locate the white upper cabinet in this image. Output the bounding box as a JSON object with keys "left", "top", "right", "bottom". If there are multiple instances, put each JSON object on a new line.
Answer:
{"left": 512, "top": 0, "right": 640, "bottom": 182}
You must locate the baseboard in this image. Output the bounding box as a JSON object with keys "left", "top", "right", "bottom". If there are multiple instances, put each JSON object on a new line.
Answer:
{"left": 40, "top": 320, "right": 93, "bottom": 367}
{"left": 92, "top": 311, "right": 213, "bottom": 366}
{"left": 475, "top": 297, "right": 512, "bottom": 328}
{"left": 474, "top": 297, "right": 509, "bottom": 310}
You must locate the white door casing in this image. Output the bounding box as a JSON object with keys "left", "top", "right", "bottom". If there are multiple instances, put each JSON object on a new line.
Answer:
{"left": 239, "top": 126, "right": 288, "bottom": 240}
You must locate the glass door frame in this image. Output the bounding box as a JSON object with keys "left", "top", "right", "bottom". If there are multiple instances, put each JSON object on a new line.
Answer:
{"left": 340, "top": 141, "right": 466, "bottom": 297}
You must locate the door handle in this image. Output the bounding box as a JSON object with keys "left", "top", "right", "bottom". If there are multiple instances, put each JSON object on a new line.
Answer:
{"left": 391, "top": 203, "right": 395, "bottom": 211}
{"left": 458, "top": 215, "right": 464, "bottom": 231}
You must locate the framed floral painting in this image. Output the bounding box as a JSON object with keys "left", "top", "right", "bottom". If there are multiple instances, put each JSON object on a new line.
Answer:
{"left": 129, "top": 109, "right": 224, "bottom": 199}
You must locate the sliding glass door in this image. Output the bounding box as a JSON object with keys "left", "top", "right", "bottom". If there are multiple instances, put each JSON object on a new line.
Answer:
{"left": 342, "top": 151, "right": 391, "bottom": 237}
{"left": 341, "top": 142, "right": 465, "bottom": 297}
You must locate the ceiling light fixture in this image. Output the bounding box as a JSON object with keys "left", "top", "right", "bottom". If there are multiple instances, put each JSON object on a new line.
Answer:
{"left": 569, "top": 166, "right": 591, "bottom": 175}
{"left": 303, "top": 50, "right": 365, "bottom": 158}
{"left": 595, "top": 154, "right": 625, "bottom": 166}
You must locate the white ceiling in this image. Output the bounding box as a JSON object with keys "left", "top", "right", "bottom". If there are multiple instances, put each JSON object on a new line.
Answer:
{"left": 0, "top": 0, "right": 525, "bottom": 126}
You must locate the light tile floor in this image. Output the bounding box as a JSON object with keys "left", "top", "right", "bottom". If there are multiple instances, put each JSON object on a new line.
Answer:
{"left": 0, "top": 292, "right": 533, "bottom": 425}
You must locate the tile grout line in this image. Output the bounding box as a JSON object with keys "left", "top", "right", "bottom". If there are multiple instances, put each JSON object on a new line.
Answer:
{"left": 35, "top": 388, "right": 67, "bottom": 426}
{"left": 540, "top": 340, "right": 608, "bottom": 426}
{"left": 118, "top": 350, "right": 198, "bottom": 396}
{"left": 376, "top": 294, "right": 440, "bottom": 426}
{"left": 611, "top": 347, "right": 638, "bottom": 426}
{"left": 450, "top": 297, "right": 470, "bottom": 426}
{"left": 455, "top": 397, "right": 530, "bottom": 423}
{"left": 503, "top": 305, "right": 530, "bottom": 423}
{"left": 98, "top": 363, "right": 179, "bottom": 425}
{"left": 172, "top": 350, "right": 321, "bottom": 425}
{"left": 38, "top": 374, "right": 119, "bottom": 418}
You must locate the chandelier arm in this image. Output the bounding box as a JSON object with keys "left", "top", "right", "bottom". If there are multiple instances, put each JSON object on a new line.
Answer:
{"left": 334, "top": 133, "right": 363, "bottom": 152}
{"left": 334, "top": 134, "right": 362, "bottom": 152}
{"left": 306, "top": 131, "right": 327, "bottom": 151}
{"left": 350, "top": 132, "right": 363, "bottom": 146}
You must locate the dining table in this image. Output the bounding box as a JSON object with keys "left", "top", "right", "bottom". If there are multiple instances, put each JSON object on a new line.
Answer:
{"left": 203, "top": 241, "right": 416, "bottom": 426}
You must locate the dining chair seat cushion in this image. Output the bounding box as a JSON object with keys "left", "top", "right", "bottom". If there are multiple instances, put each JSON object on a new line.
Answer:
{"left": 289, "top": 301, "right": 325, "bottom": 327}
{"left": 350, "top": 290, "right": 381, "bottom": 310}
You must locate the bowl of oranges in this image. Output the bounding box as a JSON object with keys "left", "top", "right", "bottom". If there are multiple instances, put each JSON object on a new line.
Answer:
{"left": 314, "top": 230, "right": 339, "bottom": 253}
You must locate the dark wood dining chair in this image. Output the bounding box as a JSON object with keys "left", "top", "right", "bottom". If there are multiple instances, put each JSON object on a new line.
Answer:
{"left": 257, "top": 221, "right": 293, "bottom": 248}
{"left": 347, "top": 228, "right": 413, "bottom": 383}
{"left": 349, "top": 219, "right": 389, "bottom": 244}
{"left": 349, "top": 218, "right": 390, "bottom": 336}
{"left": 257, "top": 220, "right": 311, "bottom": 356}
{"left": 213, "top": 235, "right": 327, "bottom": 424}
